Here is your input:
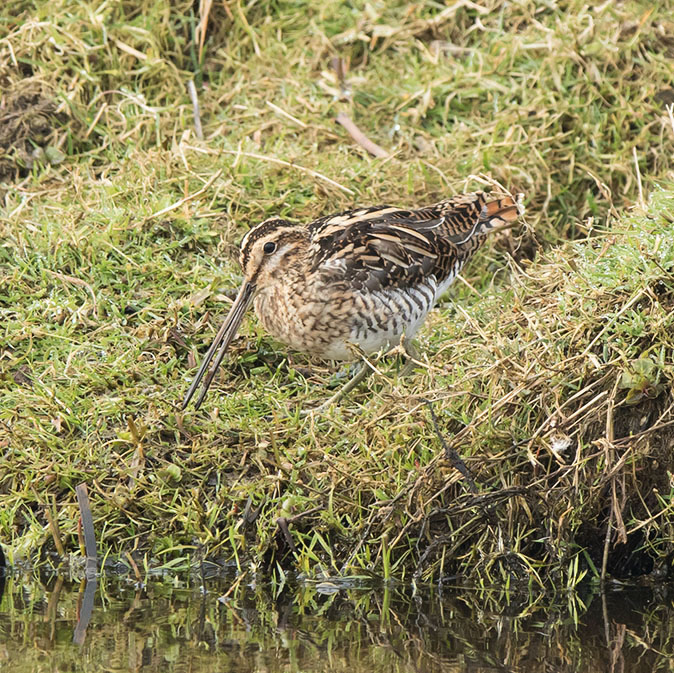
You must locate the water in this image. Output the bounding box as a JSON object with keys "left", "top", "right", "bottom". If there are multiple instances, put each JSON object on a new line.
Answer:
{"left": 0, "top": 572, "right": 672, "bottom": 672}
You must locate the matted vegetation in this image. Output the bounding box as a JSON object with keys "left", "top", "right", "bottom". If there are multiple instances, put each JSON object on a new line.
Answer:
{"left": 1, "top": 0, "right": 673, "bottom": 586}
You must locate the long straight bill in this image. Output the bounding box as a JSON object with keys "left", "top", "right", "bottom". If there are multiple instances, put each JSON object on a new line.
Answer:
{"left": 182, "top": 282, "right": 255, "bottom": 410}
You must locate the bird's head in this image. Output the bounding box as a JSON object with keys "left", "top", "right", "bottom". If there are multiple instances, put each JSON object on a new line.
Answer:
{"left": 182, "top": 217, "right": 307, "bottom": 410}
{"left": 239, "top": 218, "right": 307, "bottom": 289}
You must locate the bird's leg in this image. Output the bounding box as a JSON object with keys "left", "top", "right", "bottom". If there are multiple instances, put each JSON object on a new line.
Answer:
{"left": 300, "top": 362, "right": 370, "bottom": 416}
{"left": 300, "top": 345, "right": 377, "bottom": 415}
{"left": 398, "top": 335, "right": 422, "bottom": 377}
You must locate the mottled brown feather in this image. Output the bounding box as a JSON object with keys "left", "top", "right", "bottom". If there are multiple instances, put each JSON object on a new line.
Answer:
{"left": 308, "top": 191, "right": 518, "bottom": 293}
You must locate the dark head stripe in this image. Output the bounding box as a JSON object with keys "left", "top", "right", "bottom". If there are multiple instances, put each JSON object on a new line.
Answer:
{"left": 240, "top": 218, "right": 295, "bottom": 268}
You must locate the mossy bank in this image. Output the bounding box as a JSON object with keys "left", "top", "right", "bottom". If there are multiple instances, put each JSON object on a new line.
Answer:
{"left": 1, "top": 0, "right": 673, "bottom": 585}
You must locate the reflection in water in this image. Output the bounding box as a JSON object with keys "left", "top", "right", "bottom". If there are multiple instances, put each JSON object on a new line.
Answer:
{"left": 72, "top": 576, "right": 96, "bottom": 646}
{"left": 0, "top": 570, "right": 672, "bottom": 672}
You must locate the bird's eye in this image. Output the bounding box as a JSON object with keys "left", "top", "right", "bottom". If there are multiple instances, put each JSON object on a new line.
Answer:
{"left": 263, "top": 241, "right": 277, "bottom": 254}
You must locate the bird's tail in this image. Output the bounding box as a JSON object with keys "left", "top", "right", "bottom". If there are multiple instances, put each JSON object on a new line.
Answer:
{"left": 444, "top": 193, "right": 521, "bottom": 247}
{"left": 478, "top": 195, "right": 520, "bottom": 232}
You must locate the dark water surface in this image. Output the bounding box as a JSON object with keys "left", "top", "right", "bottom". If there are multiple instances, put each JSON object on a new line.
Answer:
{"left": 0, "top": 572, "right": 672, "bottom": 672}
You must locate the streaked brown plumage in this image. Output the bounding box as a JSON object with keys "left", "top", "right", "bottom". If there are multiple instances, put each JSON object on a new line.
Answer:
{"left": 183, "top": 191, "right": 520, "bottom": 410}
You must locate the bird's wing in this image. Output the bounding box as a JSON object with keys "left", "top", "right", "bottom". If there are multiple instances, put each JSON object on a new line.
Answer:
{"left": 308, "top": 192, "right": 518, "bottom": 292}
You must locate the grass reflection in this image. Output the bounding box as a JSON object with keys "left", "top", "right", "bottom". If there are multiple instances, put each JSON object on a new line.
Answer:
{"left": 0, "top": 573, "right": 672, "bottom": 672}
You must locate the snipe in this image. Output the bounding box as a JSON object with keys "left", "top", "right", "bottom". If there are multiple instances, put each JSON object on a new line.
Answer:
{"left": 182, "top": 191, "right": 520, "bottom": 411}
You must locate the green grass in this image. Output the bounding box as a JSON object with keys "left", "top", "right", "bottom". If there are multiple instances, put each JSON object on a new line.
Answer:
{"left": 1, "top": 0, "right": 673, "bottom": 586}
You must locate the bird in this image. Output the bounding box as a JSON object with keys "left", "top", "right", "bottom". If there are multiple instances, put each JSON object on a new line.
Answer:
{"left": 182, "top": 191, "right": 520, "bottom": 411}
